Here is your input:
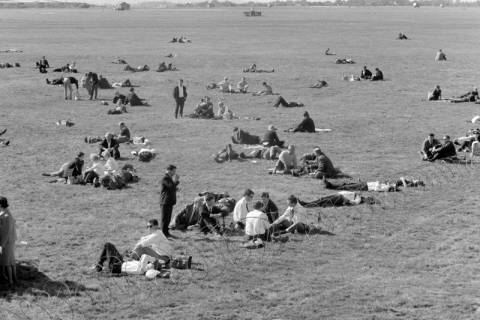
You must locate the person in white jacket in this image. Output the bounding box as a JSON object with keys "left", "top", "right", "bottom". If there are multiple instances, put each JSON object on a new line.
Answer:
{"left": 245, "top": 201, "right": 271, "bottom": 242}
{"left": 232, "top": 189, "right": 254, "bottom": 229}
{"left": 94, "top": 219, "right": 172, "bottom": 274}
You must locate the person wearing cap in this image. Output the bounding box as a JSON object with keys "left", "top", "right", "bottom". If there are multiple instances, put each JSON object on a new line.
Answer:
{"left": 253, "top": 82, "right": 273, "bottom": 96}
{"left": 429, "top": 135, "right": 456, "bottom": 161}
{"left": 428, "top": 85, "right": 442, "bottom": 101}
{"left": 420, "top": 133, "right": 441, "bottom": 160}
{"left": 233, "top": 189, "right": 254, "bottom": 229}
{"left": 0, "top": 197, "right": 17, "bottom": 286}
{"left": 273, "top": 145, "right": 298, "bottom": 175}
{"left": 94, "top": 219, "right": 172, "bottom": 274}
{"left": 159, "top": 165, "right": 180, "bottom": 238}
{"left": 99, "top": 132, "right": 120, "bottom": 160}
{"left": 271, "top": 195, "right": 309, "bottom": 234}
{"left": 272, "top": 96, "right": 304, "bottom": 108}
{"left": 173, "top": 79, "right": 188, "bottom": 119}
{"left": 245, "top": 201, "right": 271, "bottom": 242}
{"left": 360, "top": 66, "right": 372, "bottom": 80}
{"left": 293, "top": 111, "right": 315, "bottom": 133}
{"left": 42, "top": 152, "right": 85, "bottom": 180}
{"left": 117, "top": 122, "right": 131, "bottom": 144}
{"left": 260, "top": 192, "right": 279, "bottom": 223}
{"left": 198, "top": 194, "right": 227, "bottom": 236}
{"left": 371, "top": 67, "right": 384, "bottom": 81}
{"left": 262, "top": 125, "right": 284, "bottom": 147}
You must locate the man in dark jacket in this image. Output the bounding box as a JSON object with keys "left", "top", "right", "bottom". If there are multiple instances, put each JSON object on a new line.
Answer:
{"left": 262, "top": 125, "right": 284, "bottom": 147}
{"left": 429, "top": 135, "right": 456, "bottom": 161}
{"left": 159, "top": 164, "right": 180, "bottom": 238}
{"left": 293, "top": 111, "right": 315, "bottom": 133}
{"left": 99, "top": 132, "right": 120, "bottom": 160}
{"left": 173, "top": 79, "right": 188, "bottom": 119}
{"left": 198, "top": 194, "right": 226, "bottom": 236}
{"left": 360, "top": 66, "right": 372, "bottom": 80}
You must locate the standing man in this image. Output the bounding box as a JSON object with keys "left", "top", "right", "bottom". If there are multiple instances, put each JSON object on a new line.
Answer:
{"left": 173, "top": 79, "right": 187, "bottom": 119}
{"left": 159, "top": 164, "right": 180, "bottom": 238}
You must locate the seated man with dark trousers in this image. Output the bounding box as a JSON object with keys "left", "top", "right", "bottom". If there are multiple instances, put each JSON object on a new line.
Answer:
{"left": 428, "top": 135, "right": 456, "bottom": 162}
{"left": 198, "top": 194, "right": 227, "bottom": 236}
{"left": 293, "top": 111, "right": 315, "bottom": 133}
{"left": 262, "top": 125, "right": 284, "bottom": 147}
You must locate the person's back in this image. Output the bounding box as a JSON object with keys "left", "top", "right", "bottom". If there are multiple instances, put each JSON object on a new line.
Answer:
{"left": 120, "top": 126, "right": 131, "bottom": 139}
{"left": 128, "top": 92, "right": 142, "bottom": 106}
{"left": 135, "top": 229, "right": 173, "bottom": 257}
{"left": 279, "top": 150, "right": 297, "bottom": 168}
{"left": 294, "top": 116, "right": 315, "bottom": 133}
{"left": 317, "top": 154, "right": 336, "bottom": 176}
{"left": 264, "top": 84, "right": 273, "bottom": 94}
{"left": 245, "top": 209, "right": 270, "bottom": 237}
{"left": 262, "top": 129, "right": 280, "bottom": 146}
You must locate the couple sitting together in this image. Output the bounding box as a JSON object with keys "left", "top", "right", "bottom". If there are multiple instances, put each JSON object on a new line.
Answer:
{"left": 420, "top": 133, "right": 457, "bottom": 162}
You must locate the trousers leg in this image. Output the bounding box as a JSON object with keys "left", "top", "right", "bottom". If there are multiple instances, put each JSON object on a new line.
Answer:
{"left": 98, "top": 242, "right": 123, "bottom": 273}
{"left": 160, "top": 205, "right": 173, "bottom": 236}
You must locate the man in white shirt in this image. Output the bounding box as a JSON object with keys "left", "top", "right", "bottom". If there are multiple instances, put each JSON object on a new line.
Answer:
{"left": 271, "top": 195, "right": 309, "bottom": 234}
{"left": 94, "top": 219, "right": 173, "bottom": 274}
{"left": 232, "top": 189, "right": 254, "bottom": 229}
{"left": 245, "top": 201, "right": 271, "bottom": 241}
{"left": 173, "top": 79, "right": 188, "bottom": 119}
{"left": 273, "top": 145, "right": 298, "bottom": 175}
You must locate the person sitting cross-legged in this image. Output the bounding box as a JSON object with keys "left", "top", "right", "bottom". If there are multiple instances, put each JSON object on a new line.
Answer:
{"left": 260, "top": 192, "right": 279, "bottom": 223}
{"left": 271, "top": 195, "right": 309, "bottom": 234}
{"left": 93, "top": 219, "right": 172, "bottom": 274}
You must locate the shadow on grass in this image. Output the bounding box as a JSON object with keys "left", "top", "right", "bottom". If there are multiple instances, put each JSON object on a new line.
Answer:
{"left": 0, "top": 260, "right": 97, "bottom": 301}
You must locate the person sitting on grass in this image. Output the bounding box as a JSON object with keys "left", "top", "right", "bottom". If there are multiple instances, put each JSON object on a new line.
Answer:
{"left": 428, "top": 85, "right": 442, "bottom": 101}
{"left": 449, "top": 87, "right": 479, "bottom": 103}
{"left": 456, "top": 130, "right": 480, "bottom": 152}
{"left": 189, "top": 96, "right": 214, "bottom": 119}
{"left": 397, "top": 33, "right": 408, "bottom": 40}
{"left": 272, "top": 96, "right": 304, "bottom": 108}
{"left": 285, "top": 111, "right": 315, "bottom": 133}
{"left": 233, "top": 189, "right": 254, "bottom": 230}
{"left": 262, "top": 125, "right": 284, "bottom": 147}
{"left": 253, "top": 82, "right": 273, "bottom": 96}
{"left": 0, "top": 128, "right": 9, "bottom": 146}
{"left": 83, "top": 154, "right": 106, "bottom": 185}
{"left": 272, "top": 145, "right": 298, "bottom": 175}
{"left": 213, "top": 144, "right": 246, "bottom": 163}
{"left": 243, "top": 64, "right": 274, "bottom": 73}
{"left": 93, "top": 219, "right": 172, "bottom": 274}
{"left": 103, "top": 150, "right": 119, "bottom": 174}
{"left": 117, "top": 122, "right": 131, "bottom": 144}
{"left": 113, "top": 91, "right": 128, "bottom": 106}
{"left": 216, "top": 101, "right": 237, "bottom": 120}
{"left": 420, "top": 133, "right": 441, "bottom": 160}
{"left": 306, "top": 147, "right": 340, "bottom": 179}
{"left": 271, "top": 195, "right": 309, "bottom": 234}
{"left": 198, "top": 194, "right": 227, "bottom": 237}
{"left": 371, "top": 68, "right": 384, "bottom": 81}
{"left": 427, "top": 135, "right": 457, "bottom": 162}
{"left": 310, "top": 80, "right": 328, "bottom": 88}
{"left": 237, "top": 77, "right": 248, "bottom": 93}
{"left": 99, "top": 132, "right": 120, "bottom": 160}
{"left": 323, "top": 176, "right": 424, "bottom": 192}
{"left": 245, "top": 201, "right": 271, "bottom": 243}
{"left": 260, "top": 192, "right": 279, "bottom": 223}
{"left": 324, "top": 48, "right": 335, "bottom": 55}
{"left": 127, "top": 88, "right": 148, "bottom": 106}
{"left": 231, "top": 127, "right": 261, "bottom": 145}
{"left": 37, "top": 56, "right": 49, "bottom": 73}
{"left": 42, "top": 152, "right": 85, "bottom": 183}
{"left": 435, "top": 49, "right": 447, "bottom": 61}
{"left": 172, "top": 197, "right": 203, "bottom": 231}
{"left": 217, "top": 77, "right": 232, "bottom": 93}
{"left": 360, "top": 66, "right": 372, "bottom": 80}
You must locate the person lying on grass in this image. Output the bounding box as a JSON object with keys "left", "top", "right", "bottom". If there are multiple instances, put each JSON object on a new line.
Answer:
{"left": 42, "top": 152, "right": 84, "bottom": 183}
{"left": 93, "top": 218, "right": 172, "bottom": 275}
{"left": 360, "top": 66, "right": 372, "bottom": 80}
{"left": 323, "top": 176, "right": 424, "bottom": 192}
{"left": 99, "top": 132, "right": 120, "bottom": 160}
{"left": 243, "top": 64, "right": 274, "bottom": 73}
{"left": 298, "top": 191, "right": 378, "bottom": 208}
{"left": 214, "top": 144, "right": 281, "bottom": 163}
{"left": 216, "top": 101, "right": 238, "bottom": 120}
{"left": 252, "top": 82, "right": 274, "bottom": 96}
{"left": 272, "top": 96, "right": 304, "bottom": 108}
{"left": 231, "top": 127, "right": 261, "bottom": 145}
{"left": 285, "top": 111, "right": 315, "bottom": 133}
{"left": 448, "top": 87, "right": 479, "bottom": 103}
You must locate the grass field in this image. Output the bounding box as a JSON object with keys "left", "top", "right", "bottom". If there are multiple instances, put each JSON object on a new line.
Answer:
{"left": 1, "top": 6, "right": 480, "bottom": 320}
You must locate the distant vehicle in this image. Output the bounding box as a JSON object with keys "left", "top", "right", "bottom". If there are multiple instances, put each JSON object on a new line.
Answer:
{"left": 244, "top": 8, "right": 261, "bottom": 16}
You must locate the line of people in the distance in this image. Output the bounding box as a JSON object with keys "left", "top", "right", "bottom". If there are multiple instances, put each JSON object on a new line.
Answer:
{"left": 427, "top": 85, "right": 479, "bottom": 103}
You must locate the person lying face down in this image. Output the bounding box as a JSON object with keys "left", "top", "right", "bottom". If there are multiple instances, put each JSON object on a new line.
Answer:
{"left": 93, "top": 219, "right": 173, "bottom": 274}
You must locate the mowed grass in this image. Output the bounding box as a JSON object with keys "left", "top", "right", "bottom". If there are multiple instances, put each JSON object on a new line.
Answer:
{"left": 1, "top": 6, "right": 480, "bottom": 319}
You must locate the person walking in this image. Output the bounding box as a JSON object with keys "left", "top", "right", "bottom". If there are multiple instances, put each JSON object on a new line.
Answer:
{"left": 0, "top": 197, "right": 17, "bottom": 287}
{"left": 173, "top": 79, "right": 187, "bottom": 119}
{"left": 159, "top": 165, "right": 180, "bottom": 238}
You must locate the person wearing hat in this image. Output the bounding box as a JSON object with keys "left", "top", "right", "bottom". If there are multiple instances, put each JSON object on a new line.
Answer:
{"left": 42, "top": 152, "right": 85, "bottom": 181}
{"left": 420, "top": 133, "right": 441, "bottom": 160}
{"left": 173, "top": 79, "right": 188, "bottom": 119}
{"left": 99, "top": 132, "right": 120, "bottom": 160}
{"left": 159, "top": 165, "right": 180, "bottom": 238}
{"left": 0, "top": 197, "right": 17, "bottom": 286}
{"left": 292, "top": 111, "right": 315, "bottom": 133}
{"left": 429, "top": 135, "right": 456, "bottom": 162}
{"left": 262, "top": 125, "right": 284, "bottom": 147}
{"left": 271, "top": 195, "right": 309, "bottom": 234}
{"left": 117, "top": 122, "right": 131, "bottom": 144}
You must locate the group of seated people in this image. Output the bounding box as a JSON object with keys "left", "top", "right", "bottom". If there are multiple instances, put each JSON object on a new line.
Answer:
{"left": 169, "top": 36, "right": 191, "bottom": 43}
{"left": 0, "top": 62, "right": 20, "bottom": 69}
{"left": 397, "top": 33, "right": 408, "bottom": 40}
{"left": 188, "top": 96, "right": 214, "bottom": 119}
{"left": 420, "top": 133, "right": 457, "bottom": 162}
{"left": 124, "top": 64, "right": 150, "bottom": 72}
{"left": 157, "top": 62, "right": 177, "bottom": 72}
{"left": 36, "top": 56, "right": 49, "bottom": 73}
{"left": 335, "top": 58, "right": 355, "bottom": 64}
{"left": 243, "top": 64, "right": 274, "bottom": 73}
{"left": 53, "top": 62, "right": 77, "bottom": 73}
{"left": 112, "top": 88, "right": 148, "bottom": 108}
{"left": 360, "top": 66, "right": 384, "bottom": 81}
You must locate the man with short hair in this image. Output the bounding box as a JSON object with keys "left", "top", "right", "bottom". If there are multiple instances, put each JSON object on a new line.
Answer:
{"left": 173, "top": 79, "right": 188, "bottom": 119}
{"left": 260, "top": 192, "right": 278, "bottom": 223}
{"left": 273, "top": 145, "right": 297, "bottom": 174}
{"left": 420, "top": 133, "right": 441, "bottom": 160}
{"left": 293, "top": 111, "right": 315, "bottom": 133}
{"left": 94, "top": 219, "right": 172, "bottom": 274}
{"left": 233, "top": 189, "right": 254, "bottom": 229}
{"left": 117, "top": 122, "right": 131, "bottom": 144}
{"left": 159, "top": 165, "right": 180, "bottom": 238}
{"left": 271, "top": 195, "right": 309, "bottom": 234}
{"left": 310, "top": 148, "right": 338, "bottom": 178}
{"left": 360, "top": 66, "right": 372, "bottom": 80}
{"left": 245, "top": 201, "right": 271, "bottom": 241}
{"left": 428, "top": 85, "right": 442, "bottom": 101}
{"left": 262, "top": 125, "right": 284, "bottom": 147}
{"left": 429, "top": 135, "right": 456, "bottom": 161}
{"left": 99, "top": 132, "right": 120, "bottom": 160}
{"left": 198, "top": 194, "right": 226, "bottom": 236}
